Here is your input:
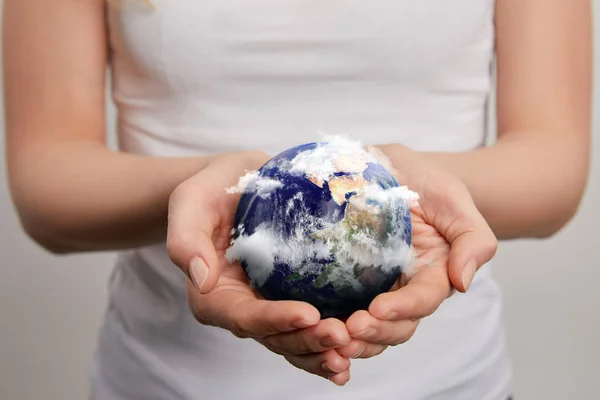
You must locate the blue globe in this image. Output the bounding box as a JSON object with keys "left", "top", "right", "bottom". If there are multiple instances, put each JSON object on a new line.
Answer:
{"left": 227, "top": 140, "right": 413, "bottom": 318}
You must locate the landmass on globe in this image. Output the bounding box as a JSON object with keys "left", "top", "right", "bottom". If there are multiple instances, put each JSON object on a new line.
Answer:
{"left": 225, "top": 136, "right": 419, "bottom": 318}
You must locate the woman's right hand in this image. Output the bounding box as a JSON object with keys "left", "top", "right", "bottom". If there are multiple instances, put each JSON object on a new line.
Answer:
{"left": 166, "top": 151, "right": 352, "bottom": 385}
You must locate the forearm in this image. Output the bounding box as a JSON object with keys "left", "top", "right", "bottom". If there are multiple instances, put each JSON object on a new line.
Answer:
{"left": 379, "top": 131, "right": 589, "bottom": 240}
{"left": 9, "top": 140, "right": 213, "bottom": 253}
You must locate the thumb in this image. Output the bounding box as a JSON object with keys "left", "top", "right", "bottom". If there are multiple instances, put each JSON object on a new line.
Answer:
{"left": 166, "top": 184, "right": 222, "bottom": 294}
{"left": 447, "top": 215, "right": 498, "bottom": 293}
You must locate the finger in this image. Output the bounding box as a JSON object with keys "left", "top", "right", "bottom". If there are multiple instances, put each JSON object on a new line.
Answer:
{"left": 344, "top": 310, "right": 419, "bottom": 346}
{"left": 330, "top": 369, "right": 351, "bottom": 386}
{"left": 432, "top": 179, "right": 498, "bottom": 293}
{"left": 420, "top": 171, "right": 498, "bottom": 293}
{"left": 187, "top": 280, "right": 320, "bottom": 338}
{"left": 336, "top": 339, "right": 388, "bottom": 359}
{"left": 447, "top": 212, "right": 498, "bottom": 293}
{"left": 258, "top": 318, "right": 351, "bottom": 356}
{"left": 369, "top": 264, "right": 451, "bottom": 321}
{"left": 167, "top": 182, "right": 223, "bottom": 294}
{"left": 285, "top": 349, "right": 351, "bottom": 382}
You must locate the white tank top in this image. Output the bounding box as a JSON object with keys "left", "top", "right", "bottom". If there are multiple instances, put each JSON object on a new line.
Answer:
{"left": 92, "top": 1, "right": 513, "bottom": 399}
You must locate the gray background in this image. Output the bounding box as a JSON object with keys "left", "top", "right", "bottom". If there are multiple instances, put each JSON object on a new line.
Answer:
{"left": 1, "top": 2, "right": 599, "bottom": 399}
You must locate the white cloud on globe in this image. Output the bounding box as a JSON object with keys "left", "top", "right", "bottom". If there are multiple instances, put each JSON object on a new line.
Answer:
{"left": 225, "top": 135, "right": 420, "bottom": 292}
{"left": 226, "top": 171, "right": 283, "bottom": 199}
{"left": 224, "top": 226, "right": 276, "bottom": 287}
{"left": 288, "top": 135, "right": 377, "bottom": 187}
{"left": 362, "top": 183, "right": 420, "bottom": 208}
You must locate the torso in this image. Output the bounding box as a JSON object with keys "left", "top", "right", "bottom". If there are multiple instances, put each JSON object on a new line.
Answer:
{"left": 92, "top": 1, "right": 513, "bottom": 399}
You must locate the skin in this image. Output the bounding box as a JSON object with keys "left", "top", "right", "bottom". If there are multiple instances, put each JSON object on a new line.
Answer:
{"left": 339, "top": 0, "right": 592, "bottom": 374}
{"left": 380, "top": 0, "right": 592, "bottom": 240}
{"left": 3, "top": 0, "right": 591, "bottom": 387}
{"left": 167, "top": 148, "right": 496, "bottom": 384}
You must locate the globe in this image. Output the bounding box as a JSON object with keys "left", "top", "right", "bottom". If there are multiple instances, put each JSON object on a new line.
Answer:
{"left": 226, "top": 138, "right": 415, "bottom": 318}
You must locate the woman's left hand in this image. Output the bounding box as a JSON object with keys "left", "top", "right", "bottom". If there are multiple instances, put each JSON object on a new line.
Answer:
{"left": 336, "top": 145, "right": 498, "bottom": 360}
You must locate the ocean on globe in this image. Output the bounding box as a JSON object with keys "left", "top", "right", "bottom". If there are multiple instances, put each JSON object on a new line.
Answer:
{"left": 226, "top": 137, "right": 416, "bottom": 318}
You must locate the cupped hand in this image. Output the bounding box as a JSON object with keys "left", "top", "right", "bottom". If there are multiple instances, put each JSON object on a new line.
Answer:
{"left": 167, "top": 151, "right": 352, "bottom": 385}
{"left": 337, "top": 145, "right": 498, "bottom": 361}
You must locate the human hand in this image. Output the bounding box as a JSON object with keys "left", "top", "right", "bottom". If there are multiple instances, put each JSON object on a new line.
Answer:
{"left": 336, "top": 145, "right": 498, "bottom": 361}
{"left": 167, "top": 151, "right": 352, "bottom": 385}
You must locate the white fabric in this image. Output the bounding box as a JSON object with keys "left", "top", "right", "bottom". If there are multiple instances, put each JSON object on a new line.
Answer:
{"left": 92, "top": 0, "right": 513, "bottom": 399}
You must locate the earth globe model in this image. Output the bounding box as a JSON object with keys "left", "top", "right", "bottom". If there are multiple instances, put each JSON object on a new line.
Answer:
{"left": 226, "top": 137, "right": 416, "bottom": 318}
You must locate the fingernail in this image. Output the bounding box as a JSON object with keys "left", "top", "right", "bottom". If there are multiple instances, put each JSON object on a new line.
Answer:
{"left": 320, "top": 336, "right": 340, "bottom": 348}
{"left": 352, "top": 327, "right": 376, "bottom": 340}
{"left": 462, "top": 260, "right": 477, "bottom": 291}
{"left": 321, "top": 362, "right": 333, "bottom": 373}
{"left": 189, "top": 257, "right": 209, "bottom": 292}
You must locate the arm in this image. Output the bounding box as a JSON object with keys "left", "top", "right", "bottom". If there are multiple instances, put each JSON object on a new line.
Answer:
{"left": 3, "top": 3, "right": 356, "bottom": 383}
{"left": 3, "top": 0, "right": 213, "bottom": 253}
{"left": 379, "top": 0, "right": 592, "bottom": 240}
{"left": 340, "top": 1, "right": 591, "bottom": 354}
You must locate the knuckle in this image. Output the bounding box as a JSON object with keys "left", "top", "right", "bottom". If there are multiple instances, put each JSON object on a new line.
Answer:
{"left": 188, "top": 300, "right": 219, "bottom": 329}
{"left": 360, "top": 344, "right": 388, "bottom": 358}
{"left": 485, "top": 235, "right": 499, "bottom": 258}
{"left": 391, "top": 323, "right": 419, "bottom": 346}
{"left": 228, "top": 310, "right": 250, "bottom": 338}
{"left": 194, "top": 314, "right": 211, "bottom": 327}
{"left": 166, "top": 233, "right": 187, "bottom": 265}
{"left": 377, "top": 344, "right": 389, "bottom": 356}
{"left": 420, "top": 304, "right": 437, "bottom": 318}
{"left": 281, "top": 330, "right": 315, "bottom": 355}
{"left": 419, "top": 305, "right": 437, "bottom": 319}
{"left": 368, "top": 344, "right": 389, "bottom": 357}
{"left": 391, "top": 336, "right": 408, "bottom": 346}
{"left": 379, "top": 330, "right": 396, "bottom": 345}
{"left": 166, "top": 232, "right": 198, "bottom": 271}
{"left": 229, "top": 320, "right": 249, "bottom": 339}
{"left": 262, "top": 315, "right": 281, "bottom": 338}
{"left": 189, "top": 306, "right": 211, "bottom": 327}
{"left": 417, "top": 285, "right": 442, "bottom": 318}
{"left": 259, "top": 337, "right": 287, "bottom": 355}
{"left": 304, "top": 335, "right": 322, "bottom": 354}
{"left": 408, "top": 320, "right": 420, "bottom": 337}
{"left": 407, "top": 291, "right": 426, "bottom": 317}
